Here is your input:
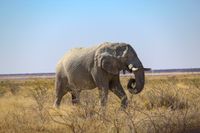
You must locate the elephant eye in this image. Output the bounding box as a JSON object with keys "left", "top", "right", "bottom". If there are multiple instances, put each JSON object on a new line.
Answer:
{"left": 124, "top": 54, "right": 130, "bottom": 59}
{"left": 124, "top": 56, "right": 128, "bottom": 60}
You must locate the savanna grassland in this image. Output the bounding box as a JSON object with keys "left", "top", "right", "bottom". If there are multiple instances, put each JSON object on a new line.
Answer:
{"left": 0, "top": 74, "right": 200, "bottom": 133}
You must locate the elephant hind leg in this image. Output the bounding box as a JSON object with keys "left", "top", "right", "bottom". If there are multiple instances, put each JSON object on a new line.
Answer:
{"left": 54, "top": 74, "right": 68, "bottom": 108}
{"left": 71, "top": 91, "right": 80, "bottom": 105}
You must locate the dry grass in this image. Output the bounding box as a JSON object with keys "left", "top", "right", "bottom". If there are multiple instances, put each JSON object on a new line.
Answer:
{"left": 0, "top": 74, "right": 200, "bottom": 133}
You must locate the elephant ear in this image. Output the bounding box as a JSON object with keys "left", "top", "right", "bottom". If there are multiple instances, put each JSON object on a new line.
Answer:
{"left": 98, "top": 53, "right": 119, "bottom": 75}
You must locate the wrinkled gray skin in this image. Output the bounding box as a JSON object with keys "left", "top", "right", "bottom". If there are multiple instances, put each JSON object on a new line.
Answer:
{"left": 54, "top": 42, "right": 146, "bottom": 108}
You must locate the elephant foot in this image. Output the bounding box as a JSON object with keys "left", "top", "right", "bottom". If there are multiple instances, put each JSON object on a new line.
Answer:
{"left": 98, "top": 106, "right": 107, "bottom": 118}
{"left": 53, "top": 101, "right": 60, "bottom": 109}
{"left": 71, "top": 91, "right": 80, "bottom": 105}
{"left": 71, "top": 96, "right": 80, "bottom": 105}
{"left": 120, "top": 104, "right": 127, "bottom": 110}
{"left": 72, "top": 100, "right": 80, "bottom": 105}
{"left": 54, "top": 97, "right": 63, "bottom": 108}
{"left": 120, "top": 96, "right": 128, "bottom": 109}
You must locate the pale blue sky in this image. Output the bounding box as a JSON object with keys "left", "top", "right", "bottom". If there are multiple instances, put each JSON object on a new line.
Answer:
{"left": 0, "top": 0, "right": 200, "bottom": 74}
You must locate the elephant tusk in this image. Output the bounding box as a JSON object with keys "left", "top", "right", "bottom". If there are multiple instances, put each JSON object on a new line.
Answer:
{"left": 128, "top": 64, "right": 133, "bottom": 70}
{"left": 132, "top": 67, "right": 139, "bottom": 71}
{"left": 128, "top": 64, "right": 139, "bottom": 72}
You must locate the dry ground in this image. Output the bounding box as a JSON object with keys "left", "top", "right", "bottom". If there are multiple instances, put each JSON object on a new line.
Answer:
{"left": 0, "top": 74, "right": 200, "bottom": 133}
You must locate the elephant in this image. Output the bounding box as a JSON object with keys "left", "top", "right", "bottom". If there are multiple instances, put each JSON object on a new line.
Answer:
{"left": 54, "top": 42, "right": 150, "bottom": 109}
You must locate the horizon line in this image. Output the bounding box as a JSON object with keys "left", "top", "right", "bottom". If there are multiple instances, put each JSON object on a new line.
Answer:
{"left": 0, "top": 67, "right": 200, "bottom": 75}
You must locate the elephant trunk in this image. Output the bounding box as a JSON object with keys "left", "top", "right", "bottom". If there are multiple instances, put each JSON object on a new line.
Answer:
{"left": 127, "top": 63, "right": 145, "bottom": 94}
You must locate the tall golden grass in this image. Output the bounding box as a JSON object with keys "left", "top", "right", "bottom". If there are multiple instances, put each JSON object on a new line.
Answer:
{"left": 0, "top": 74, "right": 200, "bottom": 133}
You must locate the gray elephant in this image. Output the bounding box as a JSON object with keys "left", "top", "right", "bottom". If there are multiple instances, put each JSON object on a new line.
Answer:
{"left": 54, "top": 42, "right": 150, "bottom": 108}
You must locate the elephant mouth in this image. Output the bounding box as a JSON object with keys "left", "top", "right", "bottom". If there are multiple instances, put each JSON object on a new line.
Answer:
{"left": 127, "top": 78, "right": 138, "bottom": 94}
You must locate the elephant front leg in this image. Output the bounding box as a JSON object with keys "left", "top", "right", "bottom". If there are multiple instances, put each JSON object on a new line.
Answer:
{"left": 91, "top": 70, "right": 109, "bottom": 108}
{"left": 98, "top": 87, "right": 109, "bottom": 107}
{"left": 110, "top": 79, "right": 128, "bottom": 109}
{"left": 111, "top": 88, "right": 128, "bottom": 109}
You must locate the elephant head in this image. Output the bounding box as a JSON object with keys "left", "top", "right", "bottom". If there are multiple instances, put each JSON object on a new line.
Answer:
{"left": 96, "top": 42, "right": 150, "bottom": 94}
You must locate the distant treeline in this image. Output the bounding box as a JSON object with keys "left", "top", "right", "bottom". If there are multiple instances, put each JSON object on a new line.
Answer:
{"left": 0, "top": 68, "right": 200, "bottom": 77}
{"left": 147, "top": 68, "right": 200, "bottom": 73}
{"left": 0, "top": 73, "right": 55, "bottom": 77}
